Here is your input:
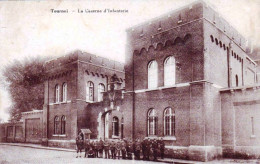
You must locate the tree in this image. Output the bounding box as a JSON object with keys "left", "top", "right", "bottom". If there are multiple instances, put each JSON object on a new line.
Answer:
{"left": 2, "top": 56, "right": 48, "bottom": 120}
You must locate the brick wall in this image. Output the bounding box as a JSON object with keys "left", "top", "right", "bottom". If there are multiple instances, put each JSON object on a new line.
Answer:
{"left": 221, "top": 86, "right": 260, "bottom": 158}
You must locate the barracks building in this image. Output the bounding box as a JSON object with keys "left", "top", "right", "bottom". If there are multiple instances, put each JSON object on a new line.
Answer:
{"left": 1, "top": 1, "right": 260, "bottom": 162}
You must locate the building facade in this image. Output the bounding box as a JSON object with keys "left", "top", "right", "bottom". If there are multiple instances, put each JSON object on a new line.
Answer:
{"left": 1, "top": 1, "right": 260, "bottom": 162}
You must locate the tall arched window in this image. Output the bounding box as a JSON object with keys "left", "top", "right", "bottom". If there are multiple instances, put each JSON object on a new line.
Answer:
{"left": 62, "top": 83, "right": 67, "bottom": 102}
{"left": 54, "top": 116, "right": 59, "bottom": 134}
{"left": 86, "top": 81, "right": 94, "bottom": 102}
{"left": 98, "top": 83, "right": 105, "bottom": 102}
{"left": 164, "top": 107, "right": 175, "bottom": 136}
{"left": 164, "top": 56, "right": 176, "bottom": 86}
{"left": 112, "top": 117, "right": 119, "bottom": 136}
{"left": 148, "top": 60, "right": 158, "bottom": 89}
{"left": 148, "top": 109, "right": 158, "bottom": 135}
{"left": 55, "top": 84, "right": 60, "bottom": 103}
{"left": 61, "top": 116, "right": 66, "bottom": 135}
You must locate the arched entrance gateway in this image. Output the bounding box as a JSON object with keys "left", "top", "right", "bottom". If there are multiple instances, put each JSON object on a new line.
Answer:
{"left": 97, "top": 74, "right": 124, "bottom": 140}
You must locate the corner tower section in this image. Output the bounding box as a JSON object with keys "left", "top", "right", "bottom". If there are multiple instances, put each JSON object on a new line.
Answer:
{"left": 125, "top": 1, "right": 222, "bottom": 161}
{"left": 203, "top": 3, "right": 257, "bottom": 88}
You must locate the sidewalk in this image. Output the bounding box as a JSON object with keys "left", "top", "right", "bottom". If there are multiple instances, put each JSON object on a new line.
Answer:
{"left": 0, "top": 142, "right": 75, "bottom": 152}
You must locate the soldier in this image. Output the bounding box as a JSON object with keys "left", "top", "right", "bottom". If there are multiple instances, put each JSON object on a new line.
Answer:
{"left": 76, "top": 135, "right": 84, "bottom": 158}
{"left": 110, "top": 140, "right": 116, "bottom": 159}
{"left": 115, "top": 140, "right": 122, "bottom": 159}
{"left": 121, "top": 139, "right": 127, "bottom": 159}
{"left": 127, "top": 139, "right": 134, "bottom": 159}
{"left": 141, "top": 138, "right": 147, "bottom": 160}
{"left": 159, "top": 137, "right": 165, "bottom": 159}
{"left": 103, "top": 140, "right": 110, "bottom": 159}
{"left": 93, "top": 140, "right": 98, "bottom": 158}
{"left": 134, "top": 138, "right": 141, "bottom": 160}
{"left": 147, "top": 138, "right": 152, "bottom": 161}
{"left": 98, "top": 138, "right": 104, "bottom": 158}
{"left": 84, "top": 139, "right": 91, "bottom": 158}
{"left": 152, "top": 138, "right": 158, "bottom": 161}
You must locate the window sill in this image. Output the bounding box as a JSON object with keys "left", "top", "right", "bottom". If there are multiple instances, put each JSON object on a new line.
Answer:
{"left": 86, "top": 100, "right": 94, "bottom": 103}
{"left": 146, "top": 135, "right": 158, "bottom": 139}
{"left": 49, "top": 100, "right": 71, "bottom": 105}
{"left": 60, "top": 100, "right": 71, "bottom": 104}
{"left": 163, "top": 136, "right": 176, "bottom": 141}
{"left": 250, "top": 135, "right": 256, "bottom": 139}
{"left": 53, "top": 134, "right": 67, "bottom": 137}
{"left": 112, "top": 135, "right": 120, "bottom": 139}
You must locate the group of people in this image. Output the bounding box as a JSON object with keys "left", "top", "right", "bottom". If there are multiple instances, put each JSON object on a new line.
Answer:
{"left": 75, "top": 131, "right": 165, "bottom": 161}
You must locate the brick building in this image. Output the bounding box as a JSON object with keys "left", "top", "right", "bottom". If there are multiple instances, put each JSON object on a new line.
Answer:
{"left": 1, "top": 1, "right": 260, "bottom": 162}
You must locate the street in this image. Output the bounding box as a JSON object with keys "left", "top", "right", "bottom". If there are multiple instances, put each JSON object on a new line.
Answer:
{"left": 1, "top": 144, "right": 260, "bottom": 164}
{"left": 0, "top": 145, "right": 167, "bottom": 164}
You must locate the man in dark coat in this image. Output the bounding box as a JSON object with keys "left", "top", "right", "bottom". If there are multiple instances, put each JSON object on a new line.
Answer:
{"left": 98, "top": 138, "right": 104, "bottom": 158}
{"left": 147, "top": 138, "right": 152, "bottom": 160}
{"left": 116, "top": 140, "right": 122, "bottom": 159}
{"left": 121, "top": 139, "right": 127, "bottom": 159}
{"left": 152, "top": 139, "right": 158, "bottom": 161}
{"left": 84, "top": 139, "right": 91, "bottom": 158}
{"left": 127, "top": 139, "right": 134, "bottom": 159}
{"left": 76, "top": 135, "right": 84, "bottom": 158}
{"left": 141, "top": 138, "right": 147, "bottom": 160}
{"left": 103, "top": 140, "right": 110, "bottom": 159}
{"left": 110, "top": 140, "right": 116, "bottom": 159}
{"left": 134, "top": 138, "right": 141, "bottom": 160}
{"left": 93, "top": 141, "right": 98, "bottom": 158}
{"left": 159, "top": 137, "right": 165, "bottom": 159}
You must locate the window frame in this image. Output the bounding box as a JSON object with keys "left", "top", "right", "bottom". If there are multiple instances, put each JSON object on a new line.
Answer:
{"left": 55, "top": 84, "right": 60, "bottom": 103}
{"left": 98, "top": 83, "right": 105, "bottom": 102}
{"left": 86, "top": 81, "right": 94, "bottom": 102}
{"left": 61, "top": 115, "right": 66, "bottom": 135}
{"left": 54, "top": 116, "right": 59, "bottom": 135}
{"left": 164, "top": 56, "right": 176, "bottom": 86}
{"left": 164, "top": 107, "right": 175, "bottom": 136}
{"left": 112, "top": 117, "right": 119, "bottom": 136}
{"left": 62, "top": 83, "right": 67, "bottom": 102}
{"left": 148, "top": 60, "right": 158, "bottom": 89}
{"left": 147, "top": 109, "right": 158, "bottom": 136}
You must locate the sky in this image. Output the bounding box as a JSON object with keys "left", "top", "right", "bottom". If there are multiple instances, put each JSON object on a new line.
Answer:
{"left": 0, "top": 0, "right": 259, "bottom": 122}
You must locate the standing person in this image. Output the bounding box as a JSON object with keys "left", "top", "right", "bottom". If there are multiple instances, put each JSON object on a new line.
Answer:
{"left": 110, "top": 140, "right": 116, "bottom": 159}
{"left": 93, "top": 140, "right": 98, "bottom": 158}
{"left": 147, "top": 138, "right": 152, "bottom": 161}
{"left": 134, "top": 138, "right": 141, "bottom": 160}
{"left": 76, "top": 135, "right": 84, "bottom": 158}
{"left": 159, "top": 137, "right": 165, "bottom": 159}
{"left": 121, "top": 139, "right": 127, "bottom": 159}
{"left": 84, "top": 139, "right": 91, "bottom": 158}
{"left": 141, "top": 138, "right": 147, "bottom": 160}
{"left": 152, "top": 139, "right": 158, "bottom": 161}
{"left": 103, "top": 140, "right": 110, "bottom": 159}
{"left": 98, "top": 138, "right": 104, "bottom": 158}
{"left": 115, "top": 140, "right": 122, "bottom": 159}
{"left": 127, "top": 139, "right": 134, "bottom": 159}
